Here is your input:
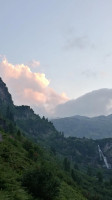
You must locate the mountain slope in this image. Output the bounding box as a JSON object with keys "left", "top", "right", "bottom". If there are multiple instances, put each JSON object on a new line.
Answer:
{"left": 0, "top": 127, "right": 88, "bottom": 200}
{"left": 1, "top": 77, "right": 112, "bottom": 199}
{"left": 1, "top": 119, "right": 112, "bottom": 200}
{"left": 52, "top": 115, "right": 112, "bottom": 139}
{"left": 0, "top": 77, "right": 57, "bottom": 142}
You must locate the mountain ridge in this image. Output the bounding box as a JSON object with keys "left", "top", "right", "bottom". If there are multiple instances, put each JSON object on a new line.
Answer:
{"left": 52, "top": 114, "right": 112, "bottom": 139}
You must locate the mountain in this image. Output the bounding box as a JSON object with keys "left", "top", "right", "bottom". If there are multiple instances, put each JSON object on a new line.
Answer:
{"left": 0, "top": 77, "right": 57, "bottom": 142}
{"left": 52, "top": 115, "right": 112, "bottom": 139}
{"left": 0, "top": 77, "right": 88, "bottom": 200}
{"left": 54, "top": 88, "right": 112, "bottom": 118}
{"left": 1, "top": 77, "right": 112, "bottom": 199}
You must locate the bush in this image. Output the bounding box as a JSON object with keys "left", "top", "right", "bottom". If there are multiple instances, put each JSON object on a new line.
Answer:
{"left": 22, "top": 165, "right": 60, "bottom": 200}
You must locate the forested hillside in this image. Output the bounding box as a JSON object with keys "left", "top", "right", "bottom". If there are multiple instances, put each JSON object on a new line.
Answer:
{"left": 52, "top": 115, "right": 112, "bottom": 139}
{"left": 1, "top": 116, "right": 112, "bottom": 200}
{"left": 0, "top": 77, "right": 112, "bottom": 199}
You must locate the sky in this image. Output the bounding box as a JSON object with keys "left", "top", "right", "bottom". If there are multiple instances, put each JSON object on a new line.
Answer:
{"left": 0, "top": 0, "right": 112, "bottom": 116}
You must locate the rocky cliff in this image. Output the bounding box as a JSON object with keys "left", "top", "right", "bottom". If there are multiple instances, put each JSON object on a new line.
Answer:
{"left": 0, "top": 77, "right": 13, "bottom": 105}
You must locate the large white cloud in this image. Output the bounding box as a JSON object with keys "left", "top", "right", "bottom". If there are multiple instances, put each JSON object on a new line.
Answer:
{"left": 0, "top": 57, "right": 69, "bottom": 116}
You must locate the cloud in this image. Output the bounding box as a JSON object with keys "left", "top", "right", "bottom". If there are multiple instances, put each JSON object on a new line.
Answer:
{"left": 54, "top": 89, "right": 112, "bottom": 118}
{"left": 0, "top": 57, "right": 69, "bottom": 116}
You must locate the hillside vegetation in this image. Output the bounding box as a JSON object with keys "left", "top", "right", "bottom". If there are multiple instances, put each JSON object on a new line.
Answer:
{"left": 0, "top": 122, "right": 87, "bottom": 200}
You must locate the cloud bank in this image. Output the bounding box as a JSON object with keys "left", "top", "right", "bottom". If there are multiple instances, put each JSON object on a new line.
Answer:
{"left": 54, "top": 89, "right": 112, "bottom": 118}
{"left": 0, "top": 57, "right": 68, "bottom": 116}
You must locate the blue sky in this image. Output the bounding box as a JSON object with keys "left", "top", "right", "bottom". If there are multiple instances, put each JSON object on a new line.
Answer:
{"left": 0, "top": 0, "right": 112, "bottom": 114}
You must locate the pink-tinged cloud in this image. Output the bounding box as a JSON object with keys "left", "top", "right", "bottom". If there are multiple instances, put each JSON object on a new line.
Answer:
{"left": 0, "top": 58, "right": 69, "bottom": 116}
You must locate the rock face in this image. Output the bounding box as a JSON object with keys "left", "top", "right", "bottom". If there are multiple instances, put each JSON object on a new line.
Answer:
{"left": 14, "top": 105, "right": 36, "bottom": 120}
{"left": 0, "top": 77, "right": 37, "bottom": 120}
{"left": 0, "top": 117, "right": 7, "bottom": 131}
{"left": 98, "top": 140, "right": 112, "bottom": 168}
{"left": 0, "top": 78, "right": 13, "bottom": 105}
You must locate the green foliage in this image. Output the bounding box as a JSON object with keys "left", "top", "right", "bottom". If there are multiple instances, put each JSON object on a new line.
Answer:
{"left": 74, "top": 163, "right": 79, "bottom": 170}
{"left": 63, "top": 157, "right": 71, "bottom": 172}
{"left": 0, "top": 130, "right": 87, "bottom": 200}
{"left": 22, "top": 165, "right": 60, "bottom": 200}
{"left": 57, "top": 182, "right": 86, "bottom": 200}
{"left": 87, "top": 166, "right": 93, "bottom": 176}
{"left": 17, "top": 130, "right": 21, "bottom": 138}
{"left": 96, "top": 171, "right": 103, "bottom": 182}
{"left": 71, "top": 169, "right": 81, "bottom": 184}
{"left": 8, "top": 122, "right": 15, "bottom": 134}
